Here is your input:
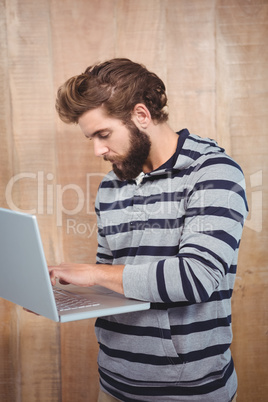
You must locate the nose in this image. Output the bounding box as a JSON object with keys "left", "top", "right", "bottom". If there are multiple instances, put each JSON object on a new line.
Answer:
{"left": 93, "top": 138, "right": 109, "bottom": 157}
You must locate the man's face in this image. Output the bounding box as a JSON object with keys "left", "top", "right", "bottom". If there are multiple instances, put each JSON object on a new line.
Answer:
{"left": 78, "top": 107, "right": 151, "bottom": 181}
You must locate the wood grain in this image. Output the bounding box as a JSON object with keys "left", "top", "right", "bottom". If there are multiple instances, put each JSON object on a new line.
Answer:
{"left": 166, "top": 0, "right": 216, "bottom": 139}
{"left": 0, "top": 1, "right": 267, "bottom": 401}
{"left": 1, "top": 0, "right": 61, "bottom": 400}
{"left": 0, "top": 1, "right": 19, "bottom": 398}
{"left": 217, "top": 1, "right": 268, "bottom": 401}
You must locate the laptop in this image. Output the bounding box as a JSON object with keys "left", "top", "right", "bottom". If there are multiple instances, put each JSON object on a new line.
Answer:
{"left": 0, "top": 208, "right": 150, "bottom": 322}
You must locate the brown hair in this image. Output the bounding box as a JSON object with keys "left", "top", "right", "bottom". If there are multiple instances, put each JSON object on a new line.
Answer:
{"left": 55, "top": 58, "right": 168, "bottom": 124}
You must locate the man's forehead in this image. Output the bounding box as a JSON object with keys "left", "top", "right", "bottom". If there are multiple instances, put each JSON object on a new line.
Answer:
{"left": 78, "top": 107, "right": 123, "bottom": 137}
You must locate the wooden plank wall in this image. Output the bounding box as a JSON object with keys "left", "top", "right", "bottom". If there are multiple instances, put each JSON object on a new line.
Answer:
{"left": 0, "top": 0, "right": 267, "bottom": 401}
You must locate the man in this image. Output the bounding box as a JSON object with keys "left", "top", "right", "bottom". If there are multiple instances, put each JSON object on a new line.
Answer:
{"left": 50, "top": 58, "right": 248, "bottom": 401}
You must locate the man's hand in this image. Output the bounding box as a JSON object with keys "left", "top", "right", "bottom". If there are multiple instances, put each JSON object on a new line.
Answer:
{"left": 48, "top": 263, "right": 125, "bottom": 294}
{"left": 49, "top": 263, "right": 97, "bottom": 287}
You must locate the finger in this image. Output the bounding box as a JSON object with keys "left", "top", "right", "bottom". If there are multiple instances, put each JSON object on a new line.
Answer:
{"left": 49, "top": 269, "right": 58, "bottom": 286}
{"left": 48, "top": 265, "right": 56, "bottom": 273}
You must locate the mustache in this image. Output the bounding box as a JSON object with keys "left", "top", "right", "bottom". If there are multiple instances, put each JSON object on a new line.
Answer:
{"left": 104, "top": 155, "right": 124, "bottom": 164}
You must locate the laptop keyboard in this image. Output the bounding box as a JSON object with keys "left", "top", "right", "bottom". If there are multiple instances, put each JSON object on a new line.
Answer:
{"left": 53, "top": 287, "right": 100, "bottom": 311}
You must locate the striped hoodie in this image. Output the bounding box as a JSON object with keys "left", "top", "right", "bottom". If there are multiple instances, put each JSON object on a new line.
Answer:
{"left": 94, "top": 129, "right": 248, "bottom": 401}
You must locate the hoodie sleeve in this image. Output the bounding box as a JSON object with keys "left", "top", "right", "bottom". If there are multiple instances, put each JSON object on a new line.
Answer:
{"left": 123, "top": 157, "right": 248, "bottom": 303}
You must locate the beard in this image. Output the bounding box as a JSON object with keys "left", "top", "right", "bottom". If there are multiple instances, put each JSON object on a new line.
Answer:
{"left": 104, "top": 121, "right": 151, "bottom": 181}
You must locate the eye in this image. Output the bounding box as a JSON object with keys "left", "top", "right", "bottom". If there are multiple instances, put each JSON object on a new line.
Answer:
{"left": 86, "top": 129, "right": 111, "bottom": 141}
{"left": 98, "top": 131, "right": 111, "bottom": 139}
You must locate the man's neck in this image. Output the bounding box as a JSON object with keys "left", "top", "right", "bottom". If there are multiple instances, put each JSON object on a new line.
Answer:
{"left": 143, "top": 123, "right": 179, "bottom": 173}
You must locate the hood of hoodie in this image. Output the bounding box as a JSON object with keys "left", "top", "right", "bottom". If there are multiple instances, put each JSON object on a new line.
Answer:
{"left": 146, "top": 129, "right": 226, "bottom": 180}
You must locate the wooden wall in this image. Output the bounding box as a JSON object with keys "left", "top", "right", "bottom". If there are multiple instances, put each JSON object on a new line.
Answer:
{"left": 0, "top": 0, "right": 267, "bottom": 401}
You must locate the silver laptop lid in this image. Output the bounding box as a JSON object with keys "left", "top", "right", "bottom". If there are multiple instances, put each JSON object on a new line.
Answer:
{"left": 0, "top": 208, "right": 59, "bottom": 321}
{"left": 0, "top": 208, "right": 151, "bottom": 322}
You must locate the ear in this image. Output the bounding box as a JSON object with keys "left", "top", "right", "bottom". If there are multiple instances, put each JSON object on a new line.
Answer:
{"left": 131, "top": 103, "right": 151, "bottom": 129}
